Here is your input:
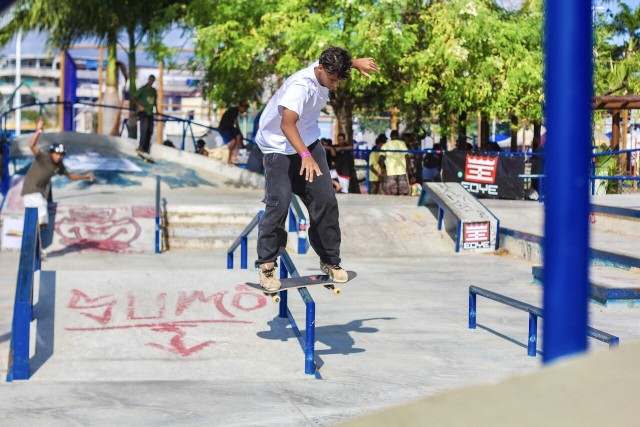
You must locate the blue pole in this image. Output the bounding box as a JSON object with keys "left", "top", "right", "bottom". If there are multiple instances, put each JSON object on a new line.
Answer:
{"left": 155, "top": 176, "right": 161, "bottom": 254}
{"left": 468, "top": 290, "right": 476, "bottom": 329}
{"left": 543, "top": 1, "right": 591, "bottom": 364}
{"left": 227, "top": 252, "right": 233, "bottom": 269}
{"left": 528, "top": 314, "right": 538, "bottom": 357}
{"left": 240, "top": 236, "right": 248, "bottom": 269}
{"left": 279, "top": 262, "right": 288, "bottom": 318}
{"left": 304, "top": 297, "right": 316, "bottom": 375}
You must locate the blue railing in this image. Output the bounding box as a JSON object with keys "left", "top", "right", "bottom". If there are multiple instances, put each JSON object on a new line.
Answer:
{"left": 468, "top": 285, "right": 619, "bottom": 358}
{"left": 227, "top": 213, "right": 319, "bottom": 377}
{"left": 227, "top": 211, "right": 264, "bottom": 269}
{"left": 6, "top": 207, "right": 41, "bottom": 381}
{"left": 288, "top": 195, "right": 309, "bottom": 254}
{"left": 278, "top": 252, "right": 318, "bottom": 377}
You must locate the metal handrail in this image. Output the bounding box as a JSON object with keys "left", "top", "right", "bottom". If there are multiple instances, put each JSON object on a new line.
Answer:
{"left": 469, "top": 285, "right": 619, "bottom": 358}
{"left": 6, "top": 207, "right": 41, "bottom": 381}
{"left": 227, "top": 210, "right": 263, "bottom": 269}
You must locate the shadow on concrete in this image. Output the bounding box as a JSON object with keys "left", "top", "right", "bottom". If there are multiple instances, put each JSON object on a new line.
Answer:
{"left": 47, "top": 241, "right": 102, "bottom": 257}
{"left": 0, "top": 332, "right": 10, "bottom": 344}
{"left": 257, "top": 317, "right": 395, "bottom": 358}
{"left": 30, "top": 270, "right": 56, "bottom": 376}
{"left": 477, "top": 323, "right": 543, "bottom": 357}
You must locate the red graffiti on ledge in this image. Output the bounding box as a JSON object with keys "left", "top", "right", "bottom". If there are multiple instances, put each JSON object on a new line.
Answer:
{"left": 55, "top": 207, "right": 141, "bottom": 252}
{"left": 65, "top": 285, "right": 267, "bottom": 356}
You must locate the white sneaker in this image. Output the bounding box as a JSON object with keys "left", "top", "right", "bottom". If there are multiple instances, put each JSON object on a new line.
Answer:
{"left": 320, "top": 262, "right": 348, "bottom": 283}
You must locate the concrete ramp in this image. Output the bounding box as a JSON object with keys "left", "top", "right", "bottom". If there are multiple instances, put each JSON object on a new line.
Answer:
{"left": 421, "top": 183, "right": 499, "bottom": 252}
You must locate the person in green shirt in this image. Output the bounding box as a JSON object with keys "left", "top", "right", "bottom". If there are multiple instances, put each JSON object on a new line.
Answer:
{"left": 131, "top": 75, "right": 158, "bottom": 154}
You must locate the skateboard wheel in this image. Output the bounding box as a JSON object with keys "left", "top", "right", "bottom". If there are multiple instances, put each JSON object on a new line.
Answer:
{"left": 333, "top": 287, "right": 341, "bottom": 295}
{"left": 272, "top": 295, "right": 280, "bottom": 303}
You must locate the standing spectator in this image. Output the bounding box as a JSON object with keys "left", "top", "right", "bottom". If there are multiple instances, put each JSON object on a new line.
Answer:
{"left": 368, "top": 133, "right": 386, "bottom": 194}
{"left": 131, "top": 75, "right": 157, "bottom": 154}
{"left": 253, "top": 46, "right": 378, "bottom": 291}
{"left": 380, "top": 130, "right": 410, "bottom": 195}
{"left": 322, "top": 138, "right": 344, "bottom": 193}
{"left": 21, "top": 118, "right": 94, "bottom": 255}
{"left": 219, "top": 101, "right": 249, "bottom": 164}
{"left": 196, "top": 139, "right": 209, "bottom": 156}
{"left": 335, "top": 133, "right": 360, "bottom": 193}
{"left": 403, "top": 132, "right": 422, "bottom": 184}
{"left": 423, "top": 143, "right": 443, "bottom": 182}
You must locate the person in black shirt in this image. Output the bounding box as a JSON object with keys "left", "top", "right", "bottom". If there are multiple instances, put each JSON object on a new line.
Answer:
{"left": 219, "top": 102, "right": 249, "bottom": 164}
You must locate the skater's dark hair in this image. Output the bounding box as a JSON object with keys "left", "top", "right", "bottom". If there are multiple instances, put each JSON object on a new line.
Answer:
{"left": 319, "top": 47, "right": 352, "bottom": 80}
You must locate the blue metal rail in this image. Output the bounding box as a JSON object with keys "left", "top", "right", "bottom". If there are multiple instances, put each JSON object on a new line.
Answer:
{"left": 227, "top": 210, "right": 264, "bottom": 269}
{"left": 279, "top": 252, "right": 318, "bottom": 377}
{"left": 469, "top": 285, "right": 619, "bottom": 358}
{"left": 6, "top": 207, "right": 41, "bottom": 381}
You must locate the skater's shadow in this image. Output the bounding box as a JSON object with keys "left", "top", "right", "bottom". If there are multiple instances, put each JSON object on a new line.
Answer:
{"left": 257, "top": 317, "right": 394, "bottom": 356}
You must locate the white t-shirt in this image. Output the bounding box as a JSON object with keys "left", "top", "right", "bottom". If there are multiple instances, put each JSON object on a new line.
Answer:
{"left": 256, "top": 62, "right": 329, "bottom": 155}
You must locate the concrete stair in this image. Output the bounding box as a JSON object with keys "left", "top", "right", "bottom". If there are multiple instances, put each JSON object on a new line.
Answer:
{"left": 164, "top": 205, "right": 260, "bottom": 250}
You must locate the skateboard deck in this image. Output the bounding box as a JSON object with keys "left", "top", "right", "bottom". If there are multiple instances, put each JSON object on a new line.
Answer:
{"left": 137, "top": 151, "right": 156, "bottom": 163}
{"left": 246, "top": 271, "right": 357, "bottom": 303}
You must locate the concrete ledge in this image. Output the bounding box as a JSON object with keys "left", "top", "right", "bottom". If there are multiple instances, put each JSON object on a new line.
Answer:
{"left": 422, "top": 183, "right": 499, "bottom": 252}
{"left": 532, "top": 265, "right": 640, "bottom": 306}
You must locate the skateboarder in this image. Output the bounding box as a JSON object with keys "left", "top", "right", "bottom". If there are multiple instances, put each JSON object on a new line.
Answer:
{"left": 254, "top": 46, "right": 378, "bottom": 291}
{"left": 21, "top": 118, "right": 94, "bottom": 230}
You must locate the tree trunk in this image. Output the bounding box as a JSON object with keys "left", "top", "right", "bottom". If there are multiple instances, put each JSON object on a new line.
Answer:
{"left": 480, "top": 114, "right": 490, "bottom": 150}
{"left": 611, "top": 110, "right": 620, "bottom": 150}
{"left": 457, "top": 111, "right": 467, "bottom": 150}
{"left": 510, "top": 114, "right": 519, "bottom": 152}
{"left": 330, "top": 87, "right": 354, "bottom": 143}
{"left": 103, "top": 32, "right": 120, "bottom": 136}
{"left": 127, "top": 26, "right": 138, "bottom": 140}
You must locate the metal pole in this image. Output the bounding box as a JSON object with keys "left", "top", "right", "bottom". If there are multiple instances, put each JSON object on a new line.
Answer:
{"left": 528, "top": 314, "right": 538, "bottom": 357}
{"left": 155, "top": 175, "right": 161, "bottom": 254}
{"left": 240, "top": 236, "right": 247, "bottom": 269}
{"left": 304, "top": 298, "right": 316, "bottom": 375}
{"left": 468, "top": 290, "right": 476, "bottom": 329}
{"left": 14, "top": 29, "right": 21, "bottom": 137}
{"left": 543, "top": 0, "right": 591, "bottom": 364}
{"left": 279, "top": 262, "right": 288, "bottom": 318}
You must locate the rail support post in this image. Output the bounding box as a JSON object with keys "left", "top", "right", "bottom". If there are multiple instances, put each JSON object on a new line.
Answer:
{"left": 278, "top": 263, "right": 288, "bottom": 319}
{"left": 528, "top": 313, "right": 538, "bottom": 357}
{"left": 469, "top": 290, "right": 477, "bottom": 329}
{"left": 240, "top": 236, "right": 248, "bottom": 269}
{"left": 304, "top": 297, "right": 316, "bottom": 375}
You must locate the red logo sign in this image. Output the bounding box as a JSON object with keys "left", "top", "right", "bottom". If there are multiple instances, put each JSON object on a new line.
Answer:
{"left": 464, "top": 155, "right": 498, "bottom": 184}
{"left": 463, "top": 222, "right": 490, "bottom": 243}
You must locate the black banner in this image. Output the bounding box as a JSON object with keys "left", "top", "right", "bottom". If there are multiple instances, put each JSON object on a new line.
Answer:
{"left": 441, "top": 151, "right": 525, "bottom": 199}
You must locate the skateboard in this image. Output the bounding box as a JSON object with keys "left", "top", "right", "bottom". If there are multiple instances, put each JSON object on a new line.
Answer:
{"left": 137, "top": 151, "right": 156, "bottom": 163}
{"left": 246, "top": 271, "right": 357, "bottom": 303}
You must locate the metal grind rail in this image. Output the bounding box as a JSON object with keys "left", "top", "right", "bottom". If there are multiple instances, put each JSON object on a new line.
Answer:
{"left": 278, "top": 251, "right": 320, "bottom": 378}
{"left": 6, "top": 208, "right": 41, "bottom": 381}
{"left": 469, "top": 285, "right": 619, "bottom": 357}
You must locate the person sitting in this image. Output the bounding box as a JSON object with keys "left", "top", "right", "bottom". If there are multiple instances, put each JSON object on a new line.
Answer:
{"left": 196, "top": 139, "right": 209, "bottom": 156}
{"left": 219, "top": 102, "right": 249, "bottom": 164}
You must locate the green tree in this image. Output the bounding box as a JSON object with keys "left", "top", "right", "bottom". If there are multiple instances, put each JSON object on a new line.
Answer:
{"left": 0, "top": 0, "right": 186, "bottom": 137}
{"left": 188, "top": 0, "right": 410, "bottom": 142}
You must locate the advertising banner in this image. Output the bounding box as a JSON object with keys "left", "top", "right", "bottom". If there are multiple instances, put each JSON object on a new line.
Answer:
{"left": 441, "top": 151, "right": 525, "bottom": 199}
